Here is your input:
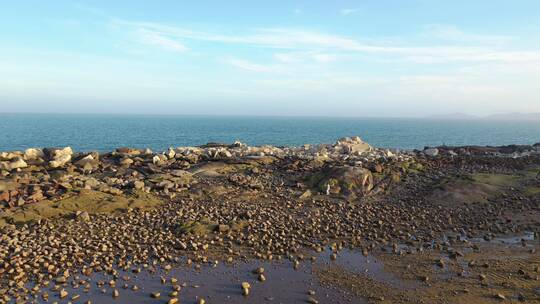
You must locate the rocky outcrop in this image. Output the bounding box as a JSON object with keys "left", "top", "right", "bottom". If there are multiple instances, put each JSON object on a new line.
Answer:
{"left": 334, "top": 136, "right": 373, "bottom": 154}
{"left": 45, "top": 147, "right": 73, "bottom": 168}
{"left": 0, "top": 157, "right": 28, "bottom": 171}
{"left": 24, "top": 148, "right": 44, "bottom": 160}
{"left": 310, "top": 166, "right": 374, "bottom": 199}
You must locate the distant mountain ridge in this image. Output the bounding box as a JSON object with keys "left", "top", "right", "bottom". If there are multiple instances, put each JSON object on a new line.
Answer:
{"left": 485, "top": 113, "right": 540, "bottom": 120}
{"left": 428, "top": 112, "right": 540, "bottom": 121}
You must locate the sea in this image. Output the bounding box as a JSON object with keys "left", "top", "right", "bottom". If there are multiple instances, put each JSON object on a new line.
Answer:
{"left": 1, "top": 114, "right": 539, "bottom": 152}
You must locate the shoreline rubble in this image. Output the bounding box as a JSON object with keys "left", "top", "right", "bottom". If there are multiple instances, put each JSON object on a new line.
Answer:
{"left": 0, "top": 136, "right": 539, "bottom": 303}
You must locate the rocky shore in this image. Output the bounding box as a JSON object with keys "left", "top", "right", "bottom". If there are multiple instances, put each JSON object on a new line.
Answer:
{"left": 1, "top": 137, "right": 540, "bottom": 303}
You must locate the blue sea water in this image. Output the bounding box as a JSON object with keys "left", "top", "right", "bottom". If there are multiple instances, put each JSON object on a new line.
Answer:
{"left": 1, "top": 114, "right": 539, "bottom": 152}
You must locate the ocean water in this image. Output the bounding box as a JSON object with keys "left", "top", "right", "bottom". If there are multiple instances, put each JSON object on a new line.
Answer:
{"left": 1, "top": 114, "right": 539, "bottom": 152}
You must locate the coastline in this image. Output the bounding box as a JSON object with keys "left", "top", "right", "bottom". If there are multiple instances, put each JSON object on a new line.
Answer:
{"left": 1, "top": 137, "right": 540, "bottom": 303}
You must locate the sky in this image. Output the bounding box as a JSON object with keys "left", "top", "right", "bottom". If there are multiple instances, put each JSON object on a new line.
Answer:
{"left": 1, "top": 0, "right": 539, "bottom": 117}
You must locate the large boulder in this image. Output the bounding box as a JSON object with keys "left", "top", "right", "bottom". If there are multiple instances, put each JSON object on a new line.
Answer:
{"left": 334, "top": 136, "right": 373, "bottom": 154}
{"left": 116, "top": 147, "right": 142, "bottom": 156}
{"left": 423, "top": 148, "right": 439, "bottom": 157}
{"left": 0, "top": 157, "right": 28, "bottom": 171}
{"left": 44, "top": 147, "right": 73, "bottom": 168}
{"left": 24, "top": 148, "right": 44, "bottom": 160}
{"left": 310, "top": 166, "right": 374, "bottom": 199}
{"left": 74, "top": 154, "right": 100, "bottom": 171}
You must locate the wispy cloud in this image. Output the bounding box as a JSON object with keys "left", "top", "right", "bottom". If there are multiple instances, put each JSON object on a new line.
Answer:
{"left": 424, "top": 24, "right": 511, "bottom": 44}
{"left": 340, "top": 8, "right": 357, "bottom": 16}
{"left": 114, "top": 19, "right": 540, "bottom": 64}
{"left": 224, "top": 57, "right": 286, "bottom": 73}
{"left": 274, "top": 51, "right": 338, "bottom": 63}
{"left": 137, "top": 29, "right": 188, "bottom": 52}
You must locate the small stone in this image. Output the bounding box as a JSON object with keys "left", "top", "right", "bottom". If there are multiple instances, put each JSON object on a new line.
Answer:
{"left": 76, "top": 211, "right": 90, "bottom": 221}
{"left": 307, "top": 297, "right": 319, "bottom": 304}
{"left": 59, "top": 289, "right": 68, "bottom": 299}
{"left": 133, "top": 180, "right": 145, "bottom": 190}
{"left": 150, "top": 292, "right": 161, "bottom": 298}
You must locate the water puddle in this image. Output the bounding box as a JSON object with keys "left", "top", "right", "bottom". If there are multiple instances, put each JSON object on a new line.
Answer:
{"left": 24, "top": 249, "right": 410, "bottom": 304}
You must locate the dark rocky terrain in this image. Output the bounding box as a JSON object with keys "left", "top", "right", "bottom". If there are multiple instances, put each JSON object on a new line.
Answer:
{"left": 1, "top": 137, "right": 539, "bottom": 303}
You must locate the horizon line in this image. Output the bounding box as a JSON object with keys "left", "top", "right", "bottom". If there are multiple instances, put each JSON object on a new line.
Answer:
{"left": 1, "top": 111, "right": 539, "bottom": 121}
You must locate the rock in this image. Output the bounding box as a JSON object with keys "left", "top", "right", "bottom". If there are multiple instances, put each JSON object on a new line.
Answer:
{"left": 56, "top": 276, "right": 67, "bottom": 283}
{"left": 219, "top": 149, "right": 233, "bottom": 158}
{"left": 75, "top": 155, "right": 99, "bottom": 170}
{"left": 423, "top": 148, "right": 439, "bottom": 157}
{"left": 119, "top": 158, "right": 134, "bottom": 167}
{"left": 112, "top": 289, "right": 119, "bottom": 298}
{"left": 168, "top": 299, "right": 179, "bottom": 304}
{"left": 150, "top": 292, "right": 160, "bottom": 298}
{"left": 116, "top": 147, "right": 141, "bottom": 156}
{"left": 49, "top": 155, "right": 71, "bottom": 168}
{"left": 312, "top": 166, "right": 373, "bottom": 198}
{"left": 59, "top": 289, "right": 68, "bottom": 298}
{"left": 299, "top": 189, "right": 312, "bottom": 200}
{"left": 45, "top": 147, "right": 73, "bottom": 168}
{"left": 241, "top": 282, "right": 250, "bottom": 296}
{"left": 153, "top": 155, "right": 167, "bottom": 166}
{"left": 24, "top": 148, "right": 44, "bottom": 160}
{"left": 307, "top": 297, "right": 319, "bottom": 304}
{"left": 0, "top": 158, "right": 27, "bottom": 171}
{"left": 166, "top": 148, "right": 176, "bottom": 159}
{"left": 335, "top": 136, "right": 373, "bottom": 154}
{"left": 76, "top": 211, "right": 90, "bottom": 221}
{"left": 133, "top": 180, "right": 145, "bottom": 190}
{"left": 44, "top": 147, "right": 73, "bottom": 160}
{"left": 217, "top": 224, "right": 230, "bottom": 233}
{"left": 84, "top": 178, "right": 100, "bottom": 189}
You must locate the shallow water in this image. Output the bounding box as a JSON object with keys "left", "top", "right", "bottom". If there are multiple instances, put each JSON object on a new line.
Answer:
{"left": 2, "top": 114, "right": 540, "bottom": 152}
{"left": 26, "top": 249, "right": 407, "bottom": 304}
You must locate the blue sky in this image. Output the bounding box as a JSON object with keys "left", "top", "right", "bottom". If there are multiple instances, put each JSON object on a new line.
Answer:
{"left": 1, "top": 1, "right": 539, "bottom": 117}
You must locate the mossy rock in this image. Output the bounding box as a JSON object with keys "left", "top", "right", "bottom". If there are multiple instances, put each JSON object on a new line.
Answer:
{"left": 470, "top": 173, "right": 519, "bottom": 187}
{"left": 176, "top": 218, "right": 218, "bottom": 236}
{"left": 0, "top": 189, "right": 162, "bottom": 227}
{"left": 525, "top": 187, "right": 540, "bottom": 196}
{"left": 309, "top": 166, "right": 373, "bottom": 198}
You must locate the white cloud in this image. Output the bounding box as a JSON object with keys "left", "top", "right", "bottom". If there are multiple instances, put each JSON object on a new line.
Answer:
{"left": 224, "top": 57, "right": 286, "bottom": 73}
{"left": 273, "top": 51, "right": 339, "bottom": 63}
{"left": 114, "top": 19, "right": 540, "bottom": 65}
{"left": 137, "top": 29, "right": 188, "bottom": 52}
{"left": 424, "top": 24, "right": 511, "bottom": 44}
{"left": 312, "top": 53, "right": 338, "bottom": 63}
{"left": 340, "top": 8, "right": 357, "bottom": 16}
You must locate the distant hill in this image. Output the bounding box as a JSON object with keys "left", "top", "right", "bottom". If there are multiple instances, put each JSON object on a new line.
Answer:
{"left": 428, "top": 113, "right": 478, "bottom": 120}
{"left": 485, "top": 113, "right": 540, "bottom": 121}
{"left": 427, "top": 112, "right": 540, "bottom": 121}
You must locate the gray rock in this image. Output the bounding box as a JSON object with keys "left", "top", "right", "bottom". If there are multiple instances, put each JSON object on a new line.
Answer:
{"left": 0, "top": 157, "right": 28, "bottom": 171}
{"left": 423, "top": 148, "right": 439, "bottom": 157}
{"left": 45, "top": 147, "right": 73, "bottom": 168}
{"left": 24, "top": 148, "right": 44, "bottom": 160}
